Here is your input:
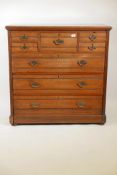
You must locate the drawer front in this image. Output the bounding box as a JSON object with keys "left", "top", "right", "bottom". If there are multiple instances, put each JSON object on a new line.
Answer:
{"left": 11, "top": 31, "right": 39, "bottom": 42}
{"left": 41, "top": 38, "right": 77, "bottom": 48}
{"left": 11, "top": 43, "right": 38, "bottom": 53}
{"left": 14, "top": 96, "right": 102, "bottom": 111}
{"left": 40, "top": 32, "right": 77, "bottom": 52}
{"left": 79, "top": 31, "right": 106, "bottom": 42}
{"left": 13, "top": 75, "right": 103, "bottom": 91}
{"left": 12, "top": 56, "right": 105, "bottom": 73}
{"left": 79, "top": 43, "right": 105, "bottom": 53}
{"left": 40, "top": 38, "right": 77, "bottom": 52}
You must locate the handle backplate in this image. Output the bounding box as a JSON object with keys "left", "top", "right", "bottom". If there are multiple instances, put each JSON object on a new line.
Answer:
{"left": 20, "top": 44, "right": 28, "bottom": 50}
{"left": 20, "top": 35, "right": 28, "bottom": 40}
{"left": 29, "top": 60, "right": 39, "bottom": 67}
{"left": 89, "top": 34, "right": 96, "bottom": 41}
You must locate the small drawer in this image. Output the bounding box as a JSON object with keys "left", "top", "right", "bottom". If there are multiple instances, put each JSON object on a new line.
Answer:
{"left": 41, "top": 38, "right": 77, "bottom": 48}
{"left": 11, "top": 43, "right": 38, "bottom": 53}
{"left": 11, "top": 31, "right": 39, "bottom": 42}
{"left": 79, "top": 31, "right": 106, "bottom": 42}
{"left": 40, "top": 32, "right": 77, "bottom": 52}
{"left": 79, "top": 43, "right": 105, "bottom": 53}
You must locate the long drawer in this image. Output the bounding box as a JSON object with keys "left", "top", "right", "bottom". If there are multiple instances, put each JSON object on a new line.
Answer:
{"left": 14, "top": 95, "right": 103, "bottom": 124}
{"left": 14, "top": 96, "right": 102, "bottom": 110}
{"left": 12, "top": 55, "right": 105, "bottom": 73}
{"left": 14, "top": 96, "right": 102, "bottom": 123}
{"left": 13, "top": 75, "right": 103, "bottom": 90}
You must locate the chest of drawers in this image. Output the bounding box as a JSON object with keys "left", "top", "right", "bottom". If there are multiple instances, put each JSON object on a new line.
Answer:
{"left": 6, "top": 25, "right": 112, "bottom": 125}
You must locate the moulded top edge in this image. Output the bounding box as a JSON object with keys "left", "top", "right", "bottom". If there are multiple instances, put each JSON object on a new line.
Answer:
{"left": 5, "top": 25, "right": 112, "bottom": 31}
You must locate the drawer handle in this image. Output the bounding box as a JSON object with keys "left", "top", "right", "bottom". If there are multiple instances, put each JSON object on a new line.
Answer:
{"left": 31, "top": 82, "right": 39, "bottom": 88}
{"left": 20, "top": 44, "right": 28, "bottom": 50}
{"left": 89, "top": 34, "right": 96, "bottom": 41}
{"left": 78, "top": 60, "right": 87, "bottom": 66}
{"left": 20, "top": 35, "right": 28, "bottom": 40}
{"left": 31, "top": 103, "right": 39, "bottom": 109}
{"left": 77, "top": 81, "right": 87, "bottom": 88}
{"left": 88, "top": 44, "right": 96, "bottom": 51}
{"left": 29, "top": 60, "right": 39, "bottom": 67}
{"left": 77, "top": 102, "right": 86, "bottom": 108}
{"left": 53, "top": 39, "right": 64, "bottom": 45}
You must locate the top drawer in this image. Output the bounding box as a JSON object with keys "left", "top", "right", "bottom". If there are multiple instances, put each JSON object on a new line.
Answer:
{"left": 11, "top": 31, "right": 39, "bottom": 42}
{"left": 40, "top": 32, "right": 78, "bottom": 52}
{"left": 79, "top": 31, "right": 106, "bottom": 42}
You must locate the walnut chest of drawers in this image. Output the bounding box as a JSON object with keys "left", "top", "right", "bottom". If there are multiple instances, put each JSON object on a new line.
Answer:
{"left": 6, "top": 25, "right": 112, "bottom": 125}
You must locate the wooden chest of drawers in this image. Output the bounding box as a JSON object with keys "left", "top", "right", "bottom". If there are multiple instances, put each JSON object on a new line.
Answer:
{"left": 6, "top": 25, "right": 112, "bottom": 125}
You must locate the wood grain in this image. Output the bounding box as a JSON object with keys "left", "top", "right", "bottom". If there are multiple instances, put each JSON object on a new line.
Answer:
{"left": 14, "top": 96, "right": 102, "bottom": 110}
{"left": 12, "top": 57, "right": 105, "bottom": 73}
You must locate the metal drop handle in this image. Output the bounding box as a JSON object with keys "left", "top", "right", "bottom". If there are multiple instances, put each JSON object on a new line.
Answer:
{"left": 77, "top": 81, "right": 87, "bottom": 88}
{"left": 88, "top": 44, "right": 96, "bottom": 51}
{"left": 78, "top": 60, "right": 87, "bottom": 66}
{"left": 31, "top": 82, "right": 39, "bottom": 88}
{"left": 77, "top": 102, "right": 86, "bottom": 108}
{"left": 53, "top": 39, "right": 64, "bottom": 45}
{"left": 31, "top": 102, "right": 39, "bottom": 109}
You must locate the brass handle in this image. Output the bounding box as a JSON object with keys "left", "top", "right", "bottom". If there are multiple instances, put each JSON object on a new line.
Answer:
{"left": 31, "top": 82, "right": 39, "bottom": 88}
{"left": 53, "top": 39, "right": 64, "bottom": 45}
{"left": 89, "top": 34, "right": 96, "bottom": 41}
{"left": 31, "top": 102, "right": 39, "bottom": 109}
{"left": 77, "top": 81, "right": 87, "bottom": 88}
{"left": 78, "top": 60, "right": 87, "bottom": 66}
{"left": 20, "top": 44, "right": 28, "bottom": 50}
{"left": 88, "top": 44, "right": 96, "bottom": 51}
{"left": 29, "top": 60, "right": 39, "bottom": 67}
{"left": 77, "top": 102, "right": 86, "bottom": 108}
{"left": 20, "top": 35, "right": 28, "bottom": 40}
